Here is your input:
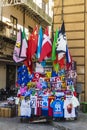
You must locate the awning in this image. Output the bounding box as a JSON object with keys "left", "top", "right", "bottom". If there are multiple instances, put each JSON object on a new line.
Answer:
{"left": 0, "top": 58, "right": 22, "bottom": 66}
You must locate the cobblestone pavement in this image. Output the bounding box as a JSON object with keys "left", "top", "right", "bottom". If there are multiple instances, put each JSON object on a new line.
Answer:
{"left": 0, "top": 111, "right": 87, "bottom": 130}
{"left": 0, "top": 117, "right": 58, "bottom": 130}
{"left": 52, "top": 111, "right": 87, "bottom": 130}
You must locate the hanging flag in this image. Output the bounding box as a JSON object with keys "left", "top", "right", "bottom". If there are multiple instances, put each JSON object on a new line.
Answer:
{"left": 51, "top": 29, "right": 59, "bottom": 72}
{"left": 58, "top": 56, "right": 65, "bottom": 69}
{"left": 36, "top": 26, "right": 43, "bottom": 59}
{"left": 52, "top": 29, "right": 58, "bottom": 61}
{"left": 53, "top": 55, "right": 59, "bottom": 73}
{"left": 56, "top": 21, "right": 67, "bottom": 60}
{"left": 66, "top": 45, "right": 72, "bottom": 63}
{"left": 39, "top": 27, "right": 52, "bottom": 62}
{"left": 13, "top": 29, "right": 26, "bottom": 63}
{"left": 19, "top": 28, "right": 28, "bottom": 58}
{"left": 66, "top": 45, "right": 72, "bottom": 70}
{"left": 31, "top": 25, "right": 38, "bottom": 58}
{"left": 24, "top": 35, "right": 33, "bottom": 73}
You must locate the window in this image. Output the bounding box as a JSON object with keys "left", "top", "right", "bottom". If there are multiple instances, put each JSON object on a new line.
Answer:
{"left": 10, "top": 15, "right": 17, "bottom": 37}
{"left": 42, "top": 1, "right": 49, "bottom": 15}
{"left": 42, "top": 1, "right": 46, "bottom": 12}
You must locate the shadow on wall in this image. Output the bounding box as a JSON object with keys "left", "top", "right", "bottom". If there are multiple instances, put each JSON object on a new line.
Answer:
{"left": 76, "top": 83, "right": 82, "bottom": 102}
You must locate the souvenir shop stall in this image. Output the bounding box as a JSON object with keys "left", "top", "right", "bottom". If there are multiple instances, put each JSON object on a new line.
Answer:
{"left": 14, "top": 22, "right": 80, "bottom": 122}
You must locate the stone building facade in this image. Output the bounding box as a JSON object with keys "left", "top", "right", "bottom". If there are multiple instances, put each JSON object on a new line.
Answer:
{"left": 53, "top": 0, "right": 87, "bottom": 101}
{"left": 0, "top": 0, "right": 52, "bottom": 91}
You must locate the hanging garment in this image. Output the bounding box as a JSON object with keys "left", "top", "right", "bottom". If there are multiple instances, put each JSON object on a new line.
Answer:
{"left": 20, "top": 99, "right": 31, "bottom": 117}
{"left": 50, "top": 98, "right": 64, "bottom": 118}
{"left": 63, "top": 96, "right": 76, "bottom": 118}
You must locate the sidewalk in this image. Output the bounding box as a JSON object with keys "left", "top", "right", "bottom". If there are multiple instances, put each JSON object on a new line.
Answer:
{"left": 52, "top": 111, "right": 87, "bottom": 130}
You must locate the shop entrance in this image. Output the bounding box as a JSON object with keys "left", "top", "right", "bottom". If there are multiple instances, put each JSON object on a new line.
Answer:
{"left": 6, "top": 65, "right": 16, "bottom": 93}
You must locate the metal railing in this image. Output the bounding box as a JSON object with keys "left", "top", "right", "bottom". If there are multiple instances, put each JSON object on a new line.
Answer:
{"left": 3, "top": 0, "right": 52, "bottom": 25}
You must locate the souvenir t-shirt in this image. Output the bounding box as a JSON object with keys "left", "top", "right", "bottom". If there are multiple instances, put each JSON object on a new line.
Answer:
{"left": 48, "top": 96, "right": 55, "bottom": 117}
{"left": 30, "top": 95, "right": 37, "bottom": 115}
{"left": 63, "top": 97, "right": 76, "bottom": 118}
{"left": 42, "top": 95, "right": 48, "bottom": 116}
{"left": 71, "top": 95, "right": 80, "bottom": 108}
{"left": 50, "top": 98, "right": 64, "bottom": 118}
{"left": 20, "top": 99, "right": 31, "bottom": 117}
{"left": 37, "top": 96, "right": 42, "bottom": 116}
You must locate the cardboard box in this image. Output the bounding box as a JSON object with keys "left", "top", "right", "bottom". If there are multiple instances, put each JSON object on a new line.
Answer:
{"left": 18, "top": 105, "right": 20, "bottom": 116}
{"left": 0, "top": 106, "right": 16, "bottom": 117}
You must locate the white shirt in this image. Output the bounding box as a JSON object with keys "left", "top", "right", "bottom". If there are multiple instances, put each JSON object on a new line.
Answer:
{"left": 63, "top": 97, "right": 76, "bottom": 118}
{"left": 20, "top": 99, "right": 31, "bottom": 117}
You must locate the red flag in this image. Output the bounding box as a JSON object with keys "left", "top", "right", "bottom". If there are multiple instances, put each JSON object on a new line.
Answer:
{"left": 24, "top": 26, "right": 38, "bottom": 73}
{"left": 58, "top": 56, "right": 65, "bottom": 69}
{"left": 31, "top": 25, "right": 38, "bottom": 57}
{"left": 39, "top": 27, "right": 52, "bottom": 62}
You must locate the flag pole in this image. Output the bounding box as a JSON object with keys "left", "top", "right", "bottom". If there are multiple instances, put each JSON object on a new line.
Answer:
{"left": 51, "top": 4, "right": 54, "bottom": 43}
{"left": 23, "top": 8, "right": 25, "bottom": 28}
{"left": 61, "top": 0, "right": 64, "bottom": 21}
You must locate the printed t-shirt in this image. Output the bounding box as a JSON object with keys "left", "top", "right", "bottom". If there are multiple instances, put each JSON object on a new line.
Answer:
{"left": 30, "top": 95, "right": 37, "bottom": 115}
{"left": 48, "top": 96, "right": 55, "bottom": 117}
{"left": 37, "top": 96, "right": 42, "bottom": 116}
{"left": 42, "top": 95, "right": 48, "bottom": 116}
{"left": 63, "top": 97, "right": 76, "bottom": 118}
{"left": 20, "top": 99, "right": 31, "bottom": 117}
{"left": 50, "top": 99, "right": 64, "bottom": 118}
